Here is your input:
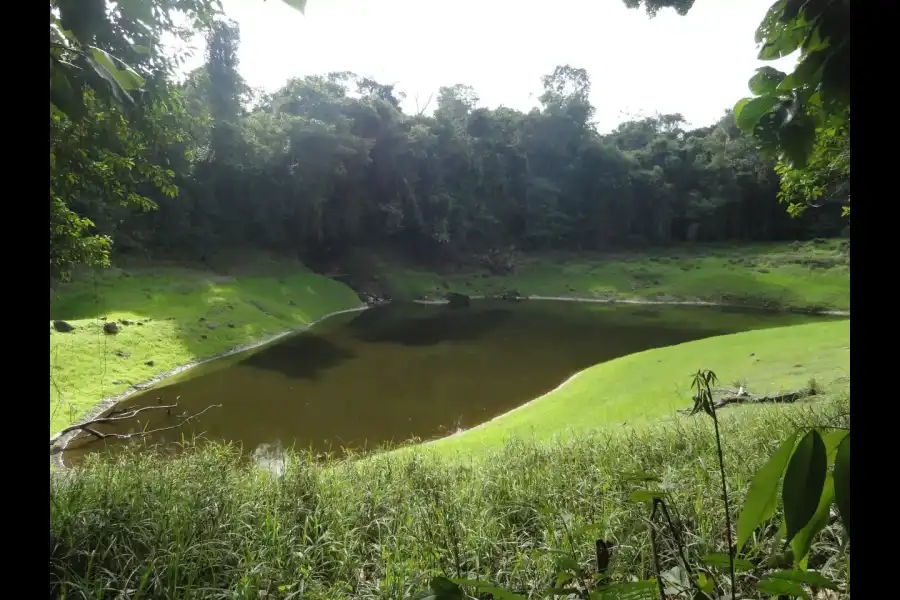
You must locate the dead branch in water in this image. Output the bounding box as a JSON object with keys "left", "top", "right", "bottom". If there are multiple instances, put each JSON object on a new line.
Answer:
{"left": 49, "top": 403, "right": 222, "bottom": 450}
{"left": 678, "top": 387, "right": 816, "bottom": 415}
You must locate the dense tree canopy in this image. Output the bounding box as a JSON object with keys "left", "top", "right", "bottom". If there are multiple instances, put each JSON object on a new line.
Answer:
{"left": 50, "top": 0, "right": 849, "bottom": 281}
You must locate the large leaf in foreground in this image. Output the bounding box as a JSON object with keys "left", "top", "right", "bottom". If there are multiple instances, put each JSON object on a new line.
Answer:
{"left": 833, "top": 434, "right": 850, "bottom": 537}
{"left": 452, "top": 578, "right": 527, "bottom": 600}
{"left": 782, "top": 430, "right": 826, "bottom": 544}
{"left": 736, "top": 431, "right": 797, "bottom": 550}
{"left": 790, "top": 474, "right": 833, "bottom": 565}
{"left": 411, "top": 577, "right": 465, "bottom": 600}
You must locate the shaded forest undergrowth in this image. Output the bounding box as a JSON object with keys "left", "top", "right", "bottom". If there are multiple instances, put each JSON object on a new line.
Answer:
{"left": 50, "top": 392, "right": 850, "bottom": 599}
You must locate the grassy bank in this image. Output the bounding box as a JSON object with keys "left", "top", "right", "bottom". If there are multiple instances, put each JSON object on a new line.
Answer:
{"left": 432, "top": 319, "right": 850, "bottom": 452}
{"left": 380, "top": 239, "right": 850, "bottom": 312}
{"left": 49, "top": 261, "right": 362, "bottom": 435}
{"left": 51, "top": 394, "right": 850, "bottom": 599}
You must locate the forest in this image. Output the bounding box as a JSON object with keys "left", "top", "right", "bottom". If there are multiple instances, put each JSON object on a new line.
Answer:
{"left": 50, "top": 1, "right": 849, "bottom": 282}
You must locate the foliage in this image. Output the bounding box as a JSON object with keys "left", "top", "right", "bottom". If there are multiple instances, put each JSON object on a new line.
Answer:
{"left": 730, "top": 0, "right": 850, "bottom": 219}
{"left": 49, "top": 0, "right": 221, "bottom": 279}
{"left": 775, "top": 107, "right": 850, "bottom": 218}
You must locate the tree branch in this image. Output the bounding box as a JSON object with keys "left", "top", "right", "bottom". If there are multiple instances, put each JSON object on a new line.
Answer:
{"left": 49, "top": 404, "right": 222, "bottom": 449}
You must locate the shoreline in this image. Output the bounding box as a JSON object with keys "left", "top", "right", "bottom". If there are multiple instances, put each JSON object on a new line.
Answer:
{"left": 51, "top": 294, "right": 849, "bottom": 468}
{"left": 414, "top": 294, "right": 850, "bottom": 317}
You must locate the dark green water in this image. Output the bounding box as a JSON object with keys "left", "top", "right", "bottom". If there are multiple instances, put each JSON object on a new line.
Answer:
{"left": 62, "top": 301, "right": 835, "bottom": 462}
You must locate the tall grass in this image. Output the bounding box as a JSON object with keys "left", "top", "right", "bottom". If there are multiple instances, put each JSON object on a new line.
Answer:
{"left": 50, "top": 395, "right": 849, "bottom": 599}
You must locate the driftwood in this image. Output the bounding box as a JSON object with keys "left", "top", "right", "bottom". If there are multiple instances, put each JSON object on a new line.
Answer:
{"left": 678, "top": 387, "right": 816, "bottom": 415}
{"left": 49, "top": 403, "right": 222, "bottom": 450}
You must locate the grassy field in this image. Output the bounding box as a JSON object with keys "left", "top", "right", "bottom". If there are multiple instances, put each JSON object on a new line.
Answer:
{"left": 432, "top": 319, "right": 849, "bottom": 452}
{"left": 380, "top": 240, "right": 850, "bottom": 312}
{"left": 51, "top": 395, "right": 850, "bottom": 599}
{"left": 49, "top": 261, "right": 362, "bottom": 435}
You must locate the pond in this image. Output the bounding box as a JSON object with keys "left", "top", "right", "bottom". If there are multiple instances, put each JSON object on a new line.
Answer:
{"left": 62, "top": 301, "right": 837, "bottom": 463}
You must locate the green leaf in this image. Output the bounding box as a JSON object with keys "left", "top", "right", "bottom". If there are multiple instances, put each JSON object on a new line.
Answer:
{"left": 777, "top": 50, "right": 828, "bottom": 92}
{"left": 619, "top": 471, "right": 660, "bottom": 482}
{"left": 89, "top": 46, "right": 144, "bottom": 91}
{"left": 700, "top": 553, "right": 754, "bottom": 573}
{"left": 758, "top": 577, "right": 810, "bottom": 598}
{"left": 749, "top": 67, "right": 786, "bottom": 95}
{"left": 411, "top": 577, "right": 465, "bottom": 600}
{"left": 790, "top": 474, "right": 833, "bottom": 564}
{"left": 555, "top": 555, "right": 580, "bottom": 573}
{"left": 734, "top": 96, "right": 779, "bottom": 132}
{"left": 782, "top": 430, "right": 827, "bottom": 544}
{"left": 451, "top": 579, "right": 527, "bottom": 600}
{"left": 777, "top": 113, "right": 817, "bottom": 169}
{"left": 280, "top": 0, "right": 308, "bottom": 13}
{"left": 833, "top": 434, "right": 850, "bottom": 538}
{"left": 697, "top": 572, "right": 714, "bottom": 594}
{"left": 820, "top": 429, "right": 848, "bottom": 464}
{"left": 736, "top": 431, "right": 798, "bottom": 551}
{"left": 629, "top": 490, "right": 664, "bottom": 503}
{"left": 84, "top": 55, "right": 131, "bottom": 104}
{"left": 590, "top": 580, "right": 659, "bottom": 600}
{"left": 768, "top": 569, "right": 838, "bottom": 590}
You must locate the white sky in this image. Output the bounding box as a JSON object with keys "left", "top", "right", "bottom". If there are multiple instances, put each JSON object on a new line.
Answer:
{"left": 176, "top": 0, "right": 796, "bottom": 133}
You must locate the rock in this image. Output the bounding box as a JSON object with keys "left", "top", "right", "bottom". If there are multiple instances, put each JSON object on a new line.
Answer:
{"left": 206, "top": 323, "right": 219, "bottom": 330}
{"left": 227, "top": 322, "right": 235, "bottom": 328}
{"left": 137, "top": 322, "right": 144, "bottom": 326}
{"left": 500, "top": 289, "right": 525, "bottom": 302}
{"left": 114, "top": 350, "right": 130, "bottom": 359}
{"left": 52, "top": 320, "right": 74, "bottom": 333}
{"left": 198, "top": 317, "right": 206, "bottom": 322}
{"left": 446, "top": 292, "right": 470, "bottom": 308}
{"left": 288, "top": 300, "right": 297, "bottom": 306}
{"left": 145, "top": 360, "right": 155, "bottom": 367}
{"left": 119, "top": 319, "right": 134, "bottom": 326}
{"left": 103, "top": 322, "right": 119, "bottom": 334}
{"left": 200, "top": 334, "right": 208, "bottom": 340}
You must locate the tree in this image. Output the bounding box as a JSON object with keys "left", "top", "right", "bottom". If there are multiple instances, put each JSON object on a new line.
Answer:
{"left": 49, "top": 0, "right": 221, "bottom": 278}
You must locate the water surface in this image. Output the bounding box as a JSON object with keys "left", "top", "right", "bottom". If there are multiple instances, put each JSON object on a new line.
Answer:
{"left": 63, "top": 301, "right": 835, "bottom": 462}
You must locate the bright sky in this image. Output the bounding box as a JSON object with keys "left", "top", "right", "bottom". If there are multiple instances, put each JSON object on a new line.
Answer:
{"left": 178, "top": 0, "right": 796, "bottom": 133}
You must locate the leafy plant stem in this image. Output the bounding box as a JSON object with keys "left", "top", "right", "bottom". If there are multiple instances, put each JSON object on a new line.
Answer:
{"left": 711, "top": 407, "right": 736, "bottom": 600}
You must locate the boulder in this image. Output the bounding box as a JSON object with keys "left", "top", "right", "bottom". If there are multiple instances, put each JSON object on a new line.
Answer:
{"left": 52, "top": 320, "right": 74, "bottom": 333}
{"left": 103, "top": 322, "right": 119, "bottom": 335}
{"left": 446, "top": 292, "right": 471, "bottom": 308}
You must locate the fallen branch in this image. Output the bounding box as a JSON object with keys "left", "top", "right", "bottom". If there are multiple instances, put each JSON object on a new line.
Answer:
{"left": 678, "top": 387, "right": 816, "bottom": 415}
{"left": 49, "top": 403, "right": 222, "bottom": 449}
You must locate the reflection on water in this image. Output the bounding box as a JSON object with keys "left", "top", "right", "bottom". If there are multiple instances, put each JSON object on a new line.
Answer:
{"left": 63, "top": 301, "right": 836, "bottom": 464}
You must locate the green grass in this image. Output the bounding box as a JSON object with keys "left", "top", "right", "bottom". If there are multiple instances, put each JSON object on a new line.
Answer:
{"left": 431, "top": 319, "right": 850, "bottom": 452}
{"left": 51, "top": 394, "right": 850, "bottom": 599}
{"left": 380, "top": 240, "right": 850, "bottom": 312}
{"left": 50, "top": 261, "right": 362, "bottom": 435}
